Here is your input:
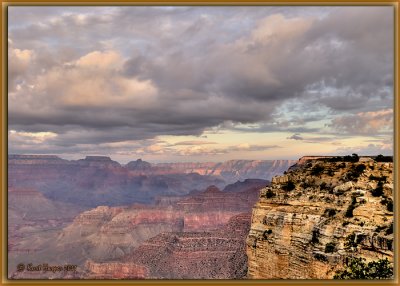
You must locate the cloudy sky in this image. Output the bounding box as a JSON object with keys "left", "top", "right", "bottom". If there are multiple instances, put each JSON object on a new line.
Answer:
{"left": 8, "top": 6, "right": 394, "bottom": 163}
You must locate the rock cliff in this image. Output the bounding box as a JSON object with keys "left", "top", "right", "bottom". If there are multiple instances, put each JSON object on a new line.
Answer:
{"left": 84, "top": 213, "right": 252, "bottom": 279}
{"left": 246, "top": 156, "right": 394, "bottom": 279}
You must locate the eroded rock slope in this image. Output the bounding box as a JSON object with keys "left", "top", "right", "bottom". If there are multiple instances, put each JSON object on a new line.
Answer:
{"left": 247, "top": 156, "right": 394, "bottom": 279}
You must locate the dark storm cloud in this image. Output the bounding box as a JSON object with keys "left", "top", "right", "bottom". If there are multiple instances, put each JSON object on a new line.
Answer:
{"left": 8, "top": 6, "right": 394, "bottom": 153}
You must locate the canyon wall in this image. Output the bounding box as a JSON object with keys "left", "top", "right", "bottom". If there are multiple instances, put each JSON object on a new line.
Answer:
{"left": 84, "top": 213, "right": 252, "bottom": 279}
{"left": 247, "top": 157, "right": 394, "bottom": 279}
{"left": 9, "top": 182, "right": 265, "bottom": 279}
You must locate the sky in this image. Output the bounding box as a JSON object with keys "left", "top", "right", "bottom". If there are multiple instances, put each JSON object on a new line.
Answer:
{"left": 8, "top": 6, "right": 394, "bottom": 163}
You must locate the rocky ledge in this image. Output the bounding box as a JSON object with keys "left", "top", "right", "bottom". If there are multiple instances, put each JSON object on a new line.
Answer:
{"left": 246, "top": 156, "right": 394, "bottom": 279}
{"left": 84, "top": 213, "right": 252, "bottom": 279}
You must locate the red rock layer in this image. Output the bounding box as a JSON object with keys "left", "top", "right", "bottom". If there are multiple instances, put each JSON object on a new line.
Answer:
{"left": 85, "top": 213, "right": 252, "bottom": 279}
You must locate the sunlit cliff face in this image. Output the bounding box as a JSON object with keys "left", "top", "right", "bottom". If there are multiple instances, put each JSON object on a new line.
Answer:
{"left": 8, "top": 6, "right": 393, "bottom": 162}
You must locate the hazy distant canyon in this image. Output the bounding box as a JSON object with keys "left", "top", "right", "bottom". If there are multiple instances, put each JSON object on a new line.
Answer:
{"left": 9, "top": 154, "right": 294, "bottom": 207}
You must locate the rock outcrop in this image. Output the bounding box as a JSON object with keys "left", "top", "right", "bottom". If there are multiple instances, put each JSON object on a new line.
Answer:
{"left": 84, "top": 213, "right": 252, "bottom": 279}
{"left": 247, "top": 157, "right": 394, "bottom": 279}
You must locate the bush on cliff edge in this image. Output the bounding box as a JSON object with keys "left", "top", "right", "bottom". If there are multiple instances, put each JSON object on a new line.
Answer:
{"left": 334, "top": 257, "right": 393, "bottom": 279}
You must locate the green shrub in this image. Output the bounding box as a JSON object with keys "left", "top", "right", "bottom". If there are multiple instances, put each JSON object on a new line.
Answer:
{"left": 344, "top": 233, "right": 356, "bottom": 249}
{"left": 345, "top": 197, "right": 358, "bottom": 218}
{"left": 351, "top": 153, "right": 360, "bottom": 162}
{"left": 355, "top": 164, "right": 366, "bottom": 173}
{"left": 265, "top": 189, "right": 275, "bottom": 198}
{"left": 301, "top": 181, "right": 312, "bottom": 189}
{"left": 311, "top": 164, "right": 324, "bottom": 176}
{"left": 380, "top": 198, "right": 393, "bottom": 212}
{"left": 371, "top": 181, "right": 384, "bottom": 197}
{"left": 374, "top": 155, "right": 393, "bottom": 162}
{"left": 345, "top": 232, "right": 366, "bottom": 250}
{"left": 375, "top": 226, "right": 386, "bottom": 232}
{"left": 346, "top": 164, "right": 366, "bottom": 181}
{"left": 325, "top": 242, "right": 336, "bottom": 253}
{"left": 334, "top": 257, "right": 393, "bottom": 279}
{"left": 325, "top": 208, "right": 337, "bottom": 217}
{"left": 387, "top": 240, "right": 393, "bottom": 251}
{"left": 328, "top": 156, "right": 342, "bottom": 162}
{"left": 282, "top": 180, "right": 295, "bottom": 191}
{"left": 345, "top": 206, "right": 355, "bottom": 217}
{"left": 311, "top": 229, "right": 319, "bottom": 244}
{"left": 386, "top": 200, "right": 393, "bottom": 212}
{"left": 342, "top": 153, "right": 359, "bottom": 162}
{"left": 385, "top": 223, "right": 393, "bottom": 235}
{"left": 369, "top": 175, "right": 386, "bottom": 181}
{"left": 314, "top": 253, "right": 328, "bottom": 262}
{"left": 329, "top": 154, "right": 359, "bottom": 163}
{"left": 262, "top": 229, "right": 273, "bottom": 239}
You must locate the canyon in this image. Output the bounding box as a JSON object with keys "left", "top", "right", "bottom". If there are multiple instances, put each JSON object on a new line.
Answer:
{"left": 85, "top": 213, "right": 252, "bottom": 279}
{"left": 8, "top": 154, "right": 394, "bottom": 279}
{"left": 8, "top": 177, "right": 266, "bottom": 279}
{"left": 8, "top": 154, "right": 293, "bottom": 207}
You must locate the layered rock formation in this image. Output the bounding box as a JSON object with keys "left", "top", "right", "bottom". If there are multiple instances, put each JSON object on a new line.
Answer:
{"left": 85, "top": 213, "right": 252, "bottom": 279}
{"left": 247, "top": 157, "right": 394, "bottom": 279}
{"left": 9, "top": 182, "right": 264, "bottom": 279}
{"left": 8, "top": 154, "right": 289, "bottom": 279}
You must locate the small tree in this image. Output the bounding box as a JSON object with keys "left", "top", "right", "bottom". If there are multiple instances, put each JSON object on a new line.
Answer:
{"left": 265, "top": 189, "right": 275, "bottom": 198}
{"left": 375, "top": 155, "right": 393, "bottom": 162}
{"left": 345, "top": 204, "right": 356, "bottom": 218}
{"left": 371, "top": 181, "right": 384, "bottom": 197}
{"left": 325, "top": 242, "right": 336, "bottom": 253}
{"left": 311, "top": 164, "right": 324, "bottom": 176}
{"left": 351, "top": 153, "right": 359, "bottom": 162}
{"left": 282, "top": 180, "right": 295, "bottom": 191}
{"left": 334, "top": 257, "right": 393, "bottom": 279}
